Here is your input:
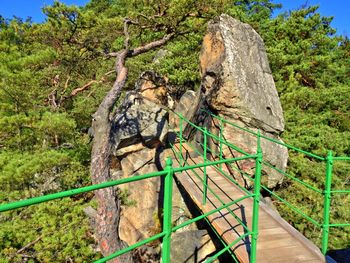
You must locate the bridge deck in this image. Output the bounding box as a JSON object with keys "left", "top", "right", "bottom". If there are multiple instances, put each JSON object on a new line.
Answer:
{"left": 171, "top": 144, "right": 325, "bottom": 263}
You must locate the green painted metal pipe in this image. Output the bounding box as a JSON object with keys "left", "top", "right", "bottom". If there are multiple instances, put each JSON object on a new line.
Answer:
{"left": 333, "top": 156, "right": 350, "bottom": 161}
{"left": 322, "top": 151, "right": 333, "bottom": 255}
{"left": 95, "top": 232, "right": 165, "bottom": 263}
{"left": 329, "top": 223, "right": 350, "bottom": 227}
{"left": 172, "top": 194, "right": 253, "bottom": 232}
{"left": 219, "top": 119, "right": 223, "bottom": 170}
{"left": 172, "top": 113, "right": 249, "bottom": 156}
{"left": 250, "top": 131, "right": 262, "bottom": 263}
{"left": 262, "top": 160, "right": 323, "bottom": 194}
{"left": 171, "top": 145, "right": 253, "bottom": 234}
{"left": 203, "top": 109, "right": 326, "bottom": 161}
{"left": 0, "top": 170, "right": 167, "bottom": 212}
{"left": 330, "top": 190, "right": 350, "bottom": 194}
{"left": 203, "top": 127, "right": 208, "bottom": 205}
{"left": 172, "top": 153, "right": 256, "bottom": 174}
{"left": 176, "top": 139, "right": 254, "bottom": 196}
{"left": 260, "top": 185, "right": 322, "bottom": 227}
{"left": 205, "top": 233, "right": 251, "bottom": 263}
{"left": 203, "top": 216, "right": 240, "bottom": 262}
{"left": 162, "top": 157, "right": 174, "bottom": 263}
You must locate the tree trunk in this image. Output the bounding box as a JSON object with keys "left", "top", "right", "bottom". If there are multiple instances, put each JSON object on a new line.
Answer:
{"left": 90, "top": 87, "right": 132, "bottom": 263}
{"left": 90, "top": 19, "right": 175, "bottom": 261}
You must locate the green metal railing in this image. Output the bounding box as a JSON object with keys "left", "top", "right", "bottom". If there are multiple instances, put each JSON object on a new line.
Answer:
{"left": 203, "top": 109, "right": 350, "bottom": 255}
{"left": 171, "top": 111, "right": 264, "bottom": 262}
{"left": 1, "top": 110, "right": 349, "bottom": 262}
{"left": 0, "top": 109, "right": 262, "bottom": 263}
{"left": 0, "top": 154, "right": 258, "bottom": 262}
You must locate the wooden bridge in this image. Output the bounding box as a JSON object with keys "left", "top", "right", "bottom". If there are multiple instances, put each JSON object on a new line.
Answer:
{"left": 171, "top": 143, "right": 325, "bottom": 263}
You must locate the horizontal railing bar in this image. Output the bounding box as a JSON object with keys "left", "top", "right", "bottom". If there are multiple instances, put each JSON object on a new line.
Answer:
{"left": 199, "top": 144, "right": 256, "bottom": 184}
{"left": 95, "top": 232, "right": 165, "bottom": 263}
{"left": 262, "top": 161, "right": 323, "bottom": 194}
{"left": 201, "top": 140, "right": 323, "bottom": 197}
{"left": 203, "top": 110, "right": 326, "bottom": 161}
{"left": 0, "top": 152, "right": 255, "bottom": 213}
{"left": 330, "top": 190, "right": 350, "bottom": 194}
{"left": 0, "top": 170, "right": 167, "bottom": 212}
{"left": 173, "top": 155, "right": 256, "bottom": 174}
{"left": 261, "top": 185, "right": 322, "bottom": 227}
{"left": 172, "top": 195, "right": 254, "bottom": 232}
{"left": 333, "top": 156, "right": 350, "bottom": 161}
{"left": 172, "top": 117, "right": 249, "bottom": 156}
{"left": 204, "top": 232, "right": 251, "bottom": 263}
{"left": 329, "top": 223, "right": 350, "bottom": 227}
{"left": 213, "top": 167, "right": 253, "bottom": 196}
{"left": 202, "top": 129, "right": 250, "bottom": 156}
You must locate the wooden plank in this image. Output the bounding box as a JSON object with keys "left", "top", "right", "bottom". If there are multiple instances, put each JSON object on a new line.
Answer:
{"left": 258, "top": 246, "right": 321, "bottom": 262}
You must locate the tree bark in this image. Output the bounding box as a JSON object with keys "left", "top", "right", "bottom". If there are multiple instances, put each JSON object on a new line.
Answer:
{"left": 90, "top": 19, "right": 174, "bottom": 262}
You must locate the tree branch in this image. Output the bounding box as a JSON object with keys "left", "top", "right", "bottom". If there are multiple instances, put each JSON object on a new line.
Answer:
{"left": 90, "top": 16, "right": 177, "bottom": 261}
{"left": 17, "top": 235, "right": 43, "bottom": 254}
{"left": 130, "top": 32, "right": 175, "bottom": 57}
{"left": 70, "top": 70, "right": 115, "bottom": 97}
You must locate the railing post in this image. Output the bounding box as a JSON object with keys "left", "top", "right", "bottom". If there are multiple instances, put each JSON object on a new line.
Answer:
{"left": 219, "top": 119, "right": 223, "bottom": 170}
{"left": 162, "top": 157, "right": 173, "bottom": 263}
{"left": 322, "top": 151, "right": 333, "bottom": 255}
{"left": 203, "top": 127, "right": 208, "bottom": 205}
{"left": 250, "top": 130, "right": 262, "bottom": 263}
{"left": 179, "top": 114, "right": 184, "bottom": 166}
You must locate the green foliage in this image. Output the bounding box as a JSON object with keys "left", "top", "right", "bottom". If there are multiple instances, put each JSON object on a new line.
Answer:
{"left": 257, "top": 5, "right": 350, "bottom": 249}
{"left": 0, "top": 0, "right": 349, "bottom": 260}
{"left": 119, "top": 188, "right": 137, "bottom": 207}
{"left": 0, "top": 199, "right": 98, "bottom": 262}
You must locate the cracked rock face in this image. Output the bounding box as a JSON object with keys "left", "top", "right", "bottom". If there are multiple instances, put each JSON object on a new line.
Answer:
{"left": 111, "top": 91, "right": 169, "bottom": 151}
{"left": 200, "top": 14, "right": 288, "bottom": 187}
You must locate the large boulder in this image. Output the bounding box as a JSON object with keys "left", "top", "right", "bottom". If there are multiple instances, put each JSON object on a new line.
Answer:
{"left": 109, "top": 73, "right": 215, "bottom": 261}
{"left": 199, "top": 14, "right": 288, "bottom": 187}
{"left": 170, "top": 230, "right": 216, "bottom": 263}
{"left": 111, "top": 91, "right": 169, "bottom": 152}
{"left": 135, "top": 71, "right": 169, "bottom": 106}
{"left": 169, "top": 89, "right": 202, "bottom": 133}
{"left": 118, "top": 148, "right": 160, "bottom": 245}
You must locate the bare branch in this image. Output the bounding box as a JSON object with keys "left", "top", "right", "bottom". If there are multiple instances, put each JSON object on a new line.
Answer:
{"left": 48, "top": 89, "right": 58, "bottom": 109}
{"left": 105, "top": 51, "right": 120, "bottom": 58}
{"left": 123, "top": 18, "right": 131, "bottom": 51}
{"left": 130, "top": 32, "right": 175, "bottom": 57}
{"left": 71, "top": 80, "right": 98, "bottom": 97}
{"left": 17, "top": 235, "right": 43, "bottom": 254}
{"left": 70, "top": 70, "right": 115, "bottom": 97}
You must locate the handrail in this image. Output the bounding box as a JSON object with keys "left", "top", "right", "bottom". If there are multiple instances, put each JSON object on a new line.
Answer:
{"left": 173, "top": 108, "right": 349, "bottom": 255}
{"left": 202, "top": 109, "right": 327, "bottom": 161}
{"left": 171, "top": 144, "right": 255, "bottom": 234}
{"left": 0, "top": 171, "right": 167, "bottom": 212}
{"left": 171, "top": 110, "right": 249, "bottom": 156}
{"left": 1, "top": 109, "right": 349, "bottom": 262}
{"left": 173, "top": 111, "right": 263, "bottom": 262}
{"left": 0, "top": 153, "right": 259, "bottom": 263}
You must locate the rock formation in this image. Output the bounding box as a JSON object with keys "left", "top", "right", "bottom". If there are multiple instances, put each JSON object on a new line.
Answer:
{"left": 103, "top": 14, "right": 288, "bottom": 262}
{"left": 109, "top": 72, "right": 216, "bottom": 262}
{"left": 112, "top": 91, "right": 169, "bottom": 150}
{"left": 199, "top": 14, "right": 288, "bottom": 188}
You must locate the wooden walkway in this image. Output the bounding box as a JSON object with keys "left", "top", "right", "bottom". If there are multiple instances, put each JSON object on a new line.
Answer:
{"left": 171, "top": 144, "right": 325, "bottom": 263}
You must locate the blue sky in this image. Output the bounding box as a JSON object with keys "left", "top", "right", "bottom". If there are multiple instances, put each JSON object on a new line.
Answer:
{"left": 0, "top": 0, "right": 349, "bottom": 36}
